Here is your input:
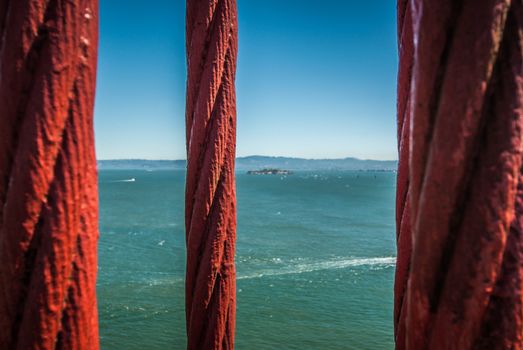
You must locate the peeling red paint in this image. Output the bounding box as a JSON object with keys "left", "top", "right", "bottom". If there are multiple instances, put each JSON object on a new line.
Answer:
{"left": 185, "top": 0, "right": 238, "bottom": 349}
{"left": 0, "top": 1, "right": 99, "bottom": 349}
{"left": 395, "top": 1, "right": 523, "bottom": 349}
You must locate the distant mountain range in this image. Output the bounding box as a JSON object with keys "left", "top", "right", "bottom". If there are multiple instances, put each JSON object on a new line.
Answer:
{"left": 97, "top": 156, "right": 397, "bottom": 171}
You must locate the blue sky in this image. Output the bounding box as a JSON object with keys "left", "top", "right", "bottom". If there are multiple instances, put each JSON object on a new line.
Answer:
{"left": 94, "top": 1, "right": 398, "bottom": 160}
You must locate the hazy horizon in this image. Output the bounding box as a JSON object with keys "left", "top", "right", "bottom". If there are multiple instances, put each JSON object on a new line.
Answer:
{"left": 96, "top": 154, "right": 399, "bottom": 162}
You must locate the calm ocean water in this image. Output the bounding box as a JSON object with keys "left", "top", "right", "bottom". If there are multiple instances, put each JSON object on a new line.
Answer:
{"left": 97, "top": 170, "right": 396, "bottom": 349}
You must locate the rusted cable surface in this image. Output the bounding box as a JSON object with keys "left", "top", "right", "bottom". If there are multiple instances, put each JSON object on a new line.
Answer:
{"left": 0, "top": 1, "right": 99, "bottom": 349}
{"left": 395, "top": 0, "right": 523, "bottom": 349}
{"left": 185, "top": 0, "right": 238, "bottom": 349}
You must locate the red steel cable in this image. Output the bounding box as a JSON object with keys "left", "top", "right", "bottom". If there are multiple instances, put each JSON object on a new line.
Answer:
{"left": 0, "top": 1, "right": 100, "bottom": 349}
{"left": 395, "top": 1, "right": 523, "bottom": 349}
{"left": 185, "top": 0, "right": 238, "bottom": 349}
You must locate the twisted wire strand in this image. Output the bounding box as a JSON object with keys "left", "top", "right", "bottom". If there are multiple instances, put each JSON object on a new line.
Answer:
{"left": 185, "top": 0, "right": 238, "bottom": 349}
{"left": 396, "top": 0, "right": 523, "bottom": 349}
{"left": 0, "top": 1, "right": 99, "bottom": 349}
{"left": 394, "top": 1, "right": 414, "bottom": 347}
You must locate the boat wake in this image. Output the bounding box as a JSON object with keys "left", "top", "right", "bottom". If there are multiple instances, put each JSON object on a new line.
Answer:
{"left": 126, "top": 256, "right": 397, "bottom": 287}
{"left": 113, "top": 178, "right": 136, "bottom": 183}
{"left": 238, "top": 256, "right": 396, "bottom": 280}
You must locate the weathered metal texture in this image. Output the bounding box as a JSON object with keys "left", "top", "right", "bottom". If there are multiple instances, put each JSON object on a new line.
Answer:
{"left": 394, "top": 0, "right": 414, "bottom": 347}
{"left": 395, "top": 0, "right": 523, "bottom": 349}
{"left": 0, "top": 1, "right": 100, "bottom": 349}
{"left": 185, "top": 0, "right": 238, "bottom": 349}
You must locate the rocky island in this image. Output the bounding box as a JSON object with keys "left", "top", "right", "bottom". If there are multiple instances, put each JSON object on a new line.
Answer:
{"left": 247, "top": 168, "right": 292, "bottom": 175}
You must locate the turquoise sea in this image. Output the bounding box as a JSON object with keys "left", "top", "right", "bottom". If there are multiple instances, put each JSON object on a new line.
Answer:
{"left": 97, "top": 170, "right": 396, "bottom": 349}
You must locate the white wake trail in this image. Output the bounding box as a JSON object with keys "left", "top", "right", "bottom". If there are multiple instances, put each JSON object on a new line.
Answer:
{"left": 238, "top": 256, "right": 396, "bottom": 280}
